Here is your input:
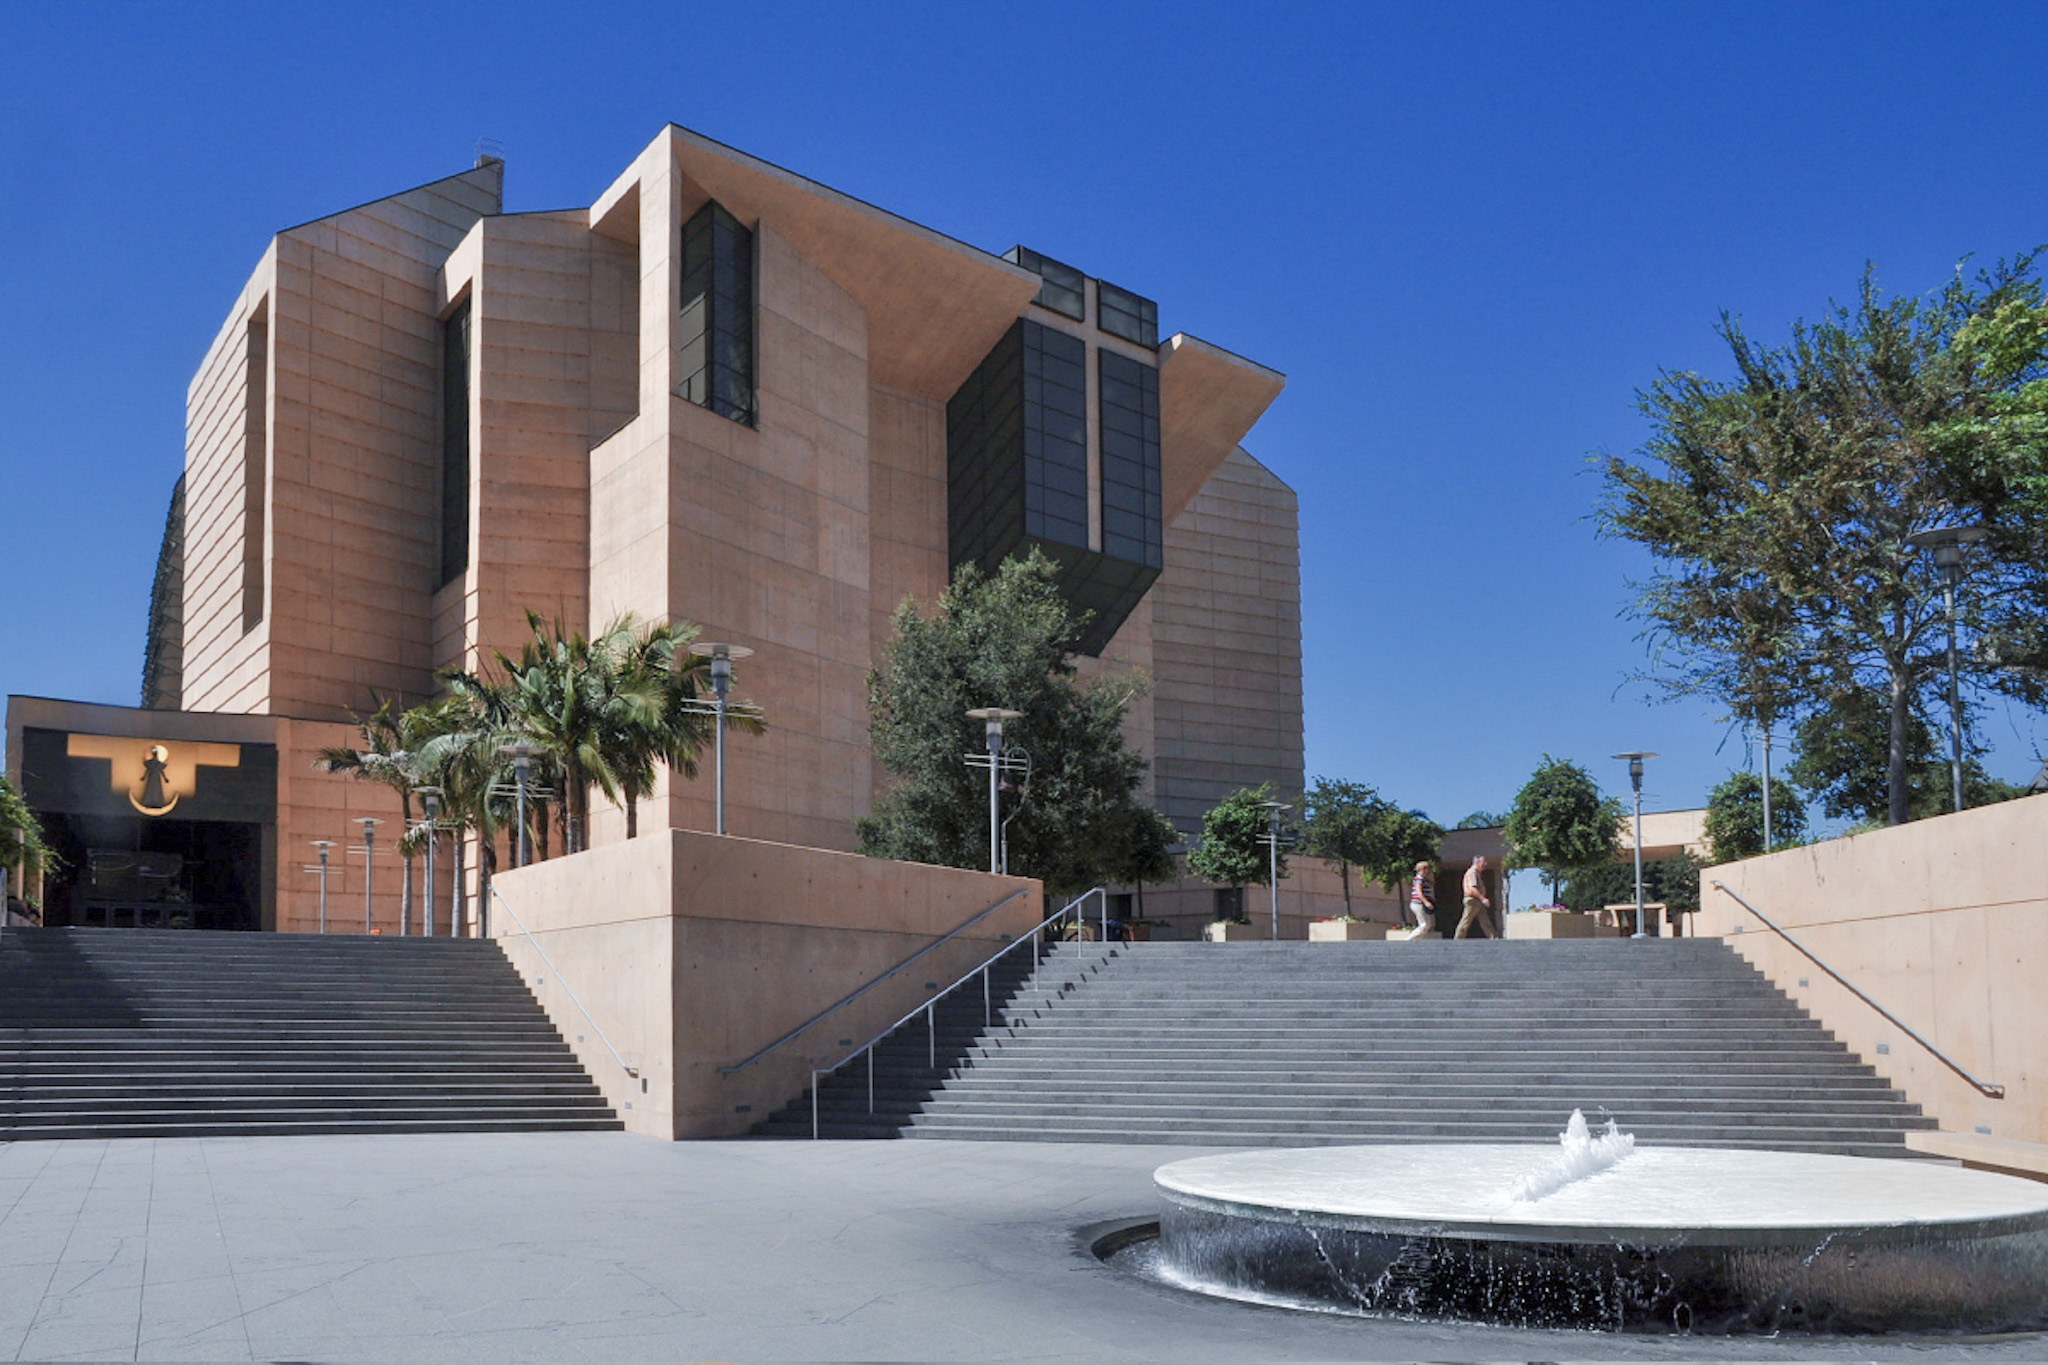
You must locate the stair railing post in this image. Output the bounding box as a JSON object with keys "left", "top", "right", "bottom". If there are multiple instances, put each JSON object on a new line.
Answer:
{"left": 811, "top": 1072, "right": 820, "bottom": 1140}
{"left": 866, "top": 1046, "right": 875, "bottom": 1114}
{"left": 1099, "top": 888, "right": 1106, "bottom": 944}
{"left": 983, "top": 965, "right": 991, "bottom": 1027}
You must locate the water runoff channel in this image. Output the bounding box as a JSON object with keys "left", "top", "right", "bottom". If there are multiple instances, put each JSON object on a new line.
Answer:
{"left": 1092, "top": 1112, "right": 2048, "bottom": 1336}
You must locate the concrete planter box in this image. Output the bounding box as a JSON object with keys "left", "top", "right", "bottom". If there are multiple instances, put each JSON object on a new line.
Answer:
{"left": 1203, "top": 922, "right": 1262, "bottom": 943}
{"left": 1309, "top": 920, "right": 1387, "bottom": 942}
{"left": 1505, "top": 910, "right": 1615, "bottom": 940}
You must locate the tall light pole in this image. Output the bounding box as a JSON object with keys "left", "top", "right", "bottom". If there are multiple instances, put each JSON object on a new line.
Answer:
{"left": 309, "top": 840, "right": 334, "bottom": 934}
{"left": 1907, "top": 524, "right": 1987, "bottom": 814}
{"left": 500, "top": 742, "right": 536, "bottom": 867}
{"left": 354, "top": 817, "right": 382, "bottom": 934}
{"left": 965, "top": 708, "right": 1022, "bottom": 875}
{"left": 1258, "top": 801, "right": 1291, "bottom": 940}
{"left": 689, "top": 642, "right": 754, "bottom": 836}
{"left": 417, "top": 787, "right": 442, "bottom": 937}
{"left": 1612, "top": 754, "right": 1656, "bottom": 938}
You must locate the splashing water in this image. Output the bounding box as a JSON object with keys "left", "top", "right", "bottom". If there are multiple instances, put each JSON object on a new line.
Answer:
{"left": 1504, "top": 1109, "right": 1635, "bottom": 1205}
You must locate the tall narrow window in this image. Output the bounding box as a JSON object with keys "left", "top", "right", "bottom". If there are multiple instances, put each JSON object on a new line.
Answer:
{"left": 679, "top": 201, "right": 755, "bottom": 425}
{"left": 241, "top": 305, "right": 268, "bottom": 633}
{"left": 1096, "top": 349, "right": 1162, "bottom": 570}
{"left": 440, "top": 298, "right": 471, "bottom": 588}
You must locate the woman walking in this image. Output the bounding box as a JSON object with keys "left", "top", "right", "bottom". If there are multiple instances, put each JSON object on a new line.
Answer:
{"left": 1407, "top": 861, "right": 1435, "bottom": 935}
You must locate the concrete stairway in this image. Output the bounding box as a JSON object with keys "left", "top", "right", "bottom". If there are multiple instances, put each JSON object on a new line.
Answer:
{"left": 757, "top": 938, "right": 1936, "bottom": 1155}
{"left": 0, "top": 927, "right": 621, "bottom": 1139}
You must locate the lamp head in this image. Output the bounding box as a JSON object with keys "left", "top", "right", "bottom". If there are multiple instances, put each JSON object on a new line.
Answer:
{"left": 966, "top": 707, "right": 1023, "bottom": 753}
{"left": 417, "top": 786, "right": 442, "bottom": 819}
{"left": 1613, "top": 751, "right": 1658, "bottom": 789}
{"left": 688, "top": 642, "right": 754, "bottom": 701}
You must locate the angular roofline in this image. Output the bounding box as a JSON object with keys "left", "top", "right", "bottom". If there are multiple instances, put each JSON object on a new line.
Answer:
{"left": 275, "top": 163, "right": 502, "bottom": 238}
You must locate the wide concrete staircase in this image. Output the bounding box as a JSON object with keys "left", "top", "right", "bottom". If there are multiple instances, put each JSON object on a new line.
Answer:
{"left": 0, "top": 927, "right": 621, "bottom": 1139}
{"left": 757, "top": 938, "right": 1936, "bottom": 1155}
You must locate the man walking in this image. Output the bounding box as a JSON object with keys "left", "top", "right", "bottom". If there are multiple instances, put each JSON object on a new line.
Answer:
{"left": 1455, "top": 855, "right": 1495, "bottom": 939}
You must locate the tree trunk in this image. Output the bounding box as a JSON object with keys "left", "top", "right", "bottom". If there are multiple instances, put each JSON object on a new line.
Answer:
{"left": 1339, "top": 862, "right": 1352, "bottom": 916}
{"left": 1888, "top": 667, "right": 1912, "bottom": 826}
{"left": 536, "top": 802, "right": 550, "bottom": 861}
{"left": 452, "top": 831, "right": 468, "bottom": 938}
{"left": 399, "top": 793, "right": 415, "bottom": 935}
{"left": 625, "top": 791, "right": 638, "bottom": 839}
{"left": 479, "top": 839, "right": 496, "bottom": 938}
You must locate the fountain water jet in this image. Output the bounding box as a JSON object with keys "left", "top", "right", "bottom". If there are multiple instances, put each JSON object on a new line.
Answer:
{"left": 1149, "top": 1118, "right": 2048, "bottom": 1334}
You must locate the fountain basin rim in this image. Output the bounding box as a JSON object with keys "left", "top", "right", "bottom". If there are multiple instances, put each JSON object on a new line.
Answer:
{"left": 1156, "top": 1144, "right": 2048, "bottom": 1249}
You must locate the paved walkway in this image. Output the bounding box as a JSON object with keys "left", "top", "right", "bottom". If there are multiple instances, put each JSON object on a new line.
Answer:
{"left": 0, "top": 1132, "right": 2040, "bottom": 1361}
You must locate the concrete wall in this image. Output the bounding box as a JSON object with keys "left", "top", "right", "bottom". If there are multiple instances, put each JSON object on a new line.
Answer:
{"left": 1151, "top": 447, "right": 1304, "bottom": 836}
{"left": 1696, "top": 793, "right": 2048, "bottom": 1143}
{"left": 489, "top": 829, "right": 1042, "bottom": 1138}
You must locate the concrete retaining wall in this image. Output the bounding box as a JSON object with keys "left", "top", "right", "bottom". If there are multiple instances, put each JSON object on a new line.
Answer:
{"left": 1696, "top": 793, "right": 2048, "bottom": 1143}
{"left": 490, "top": 830, "right": 1041, "bottom": 1138}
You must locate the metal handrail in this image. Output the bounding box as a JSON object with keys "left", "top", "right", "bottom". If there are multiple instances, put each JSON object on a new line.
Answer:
{"left": 488, "top": 884, "right": 639, "bottom": 1080}
{"left": 809, "top": 887, "right": 1109, "bottom": 1138}
{"left": 1710, "top": 879, "right": 2003, "bottom": 1099}
{"left": 720, "top": 886, "right": 1032, "bottom": 1076}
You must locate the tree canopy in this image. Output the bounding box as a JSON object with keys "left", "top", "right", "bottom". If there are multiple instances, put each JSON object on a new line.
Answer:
{"left": 1299, "top": 777, "right": 1442, "bottom": 916}
{"left": 1600, "top": 254, "right": 2048, "bottom": 826}
{"left": 858, "top": 551, "right": 1160, "bottom": 896}
{"left": 1186, "top": 783, "right": 1289, "bottom": 892}
{"left": 1702, "top": 770, "right": 1807, "bottom": 861}
{"left": 0, "top": 774, "right": 54, "bottom": 910}
{"left": 1505, "top": 756, "right": 1623, "bottom": 902}
{"left": 1784, "top": 687, "right": 2024, "bottom": 826}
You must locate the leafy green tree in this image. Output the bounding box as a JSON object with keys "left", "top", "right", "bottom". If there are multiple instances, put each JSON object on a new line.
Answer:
{"left": 0, "top": 774, "right": 55, "bottom": 912}
{"left": 1600, "top": 254, "right": 2048, "bottom": 826}
{"left": 1099, "top": 804, "right": 1180, "bottom": 922}
{"left": 858, "top": 551, "right": 1156, "bottom": 896}
{"left": 1505, "top": 756, "right": 1624, "bottom": 903}
{"left": 1788, "top": 687, "right": 2026, "bottom": 824}
{"left": 1298, "top": 778, "right": 1378, "bottom": 916}
{"left": 1702, "top": 770, "right": 1808, "bottom": 861}
{"left": 1299, "top": 777, "right": 1444, "bottom": 916}
{"left": 1186, "top": 783, "right": 1289, "bottom": 899}
{"left": 1454, "top": 810, "right": 1506, "bottom": 830}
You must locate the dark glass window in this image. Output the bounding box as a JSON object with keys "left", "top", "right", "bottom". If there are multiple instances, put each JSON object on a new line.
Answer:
{"left": 1097, "top": 280, "right": 1158, "bottom": 348}
{"left": 1097, "top": 350, "right": 1162, "bottom": 570}
{"left": 1022, "top": 322, "right": 1089, "bottom": 549}
{"left": 1214, "top": 887, "right": 1244, "bottom": 920}
{"left": 680, "top": 201, "right": 755, "bottom": 426}
{"left": 439, "top": 298, "right": 471, "bottom": 588}
{"left": 1003, "top": 245, "right": 1085, "bottom": 321}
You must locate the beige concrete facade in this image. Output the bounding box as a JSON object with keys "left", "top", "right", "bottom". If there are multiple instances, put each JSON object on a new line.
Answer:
{"left": 158, "top": 125, "right": 1297, "bottom": 862}
{"left": 1696, "top": 793, "right": 2048, "bottom": 1144}
{"left": 489, "top": 828, "right": 1041, "bottom": 1138}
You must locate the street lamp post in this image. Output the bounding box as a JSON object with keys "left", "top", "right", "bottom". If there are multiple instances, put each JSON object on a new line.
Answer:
{"left": 689, "top": 642, "right": 755, "bottom": 836}
{"left": 965, "top": 708, "right": 1023, "bottom": 875}
{"left": 1907, "top": 524, "right": 1987, "bottom": 814}
{"left": 1258, "top": 801, "right": 1292, "bottom": 940}
{"left": 417, "top": 787, "right": 442, "bottom": 938}
{"left": 354, "top": 817, "right": 382, "bottom": 934}
{"left": 1613, "top": 753, "right": 1657, "bottom": 939}
{"left": 309, "top": 840, "right": 334, "bottom": 934}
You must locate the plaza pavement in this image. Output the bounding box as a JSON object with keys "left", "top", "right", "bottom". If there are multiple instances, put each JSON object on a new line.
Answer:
{"left": 0, "top": 1130, "right": 2040, "bottom": 1362}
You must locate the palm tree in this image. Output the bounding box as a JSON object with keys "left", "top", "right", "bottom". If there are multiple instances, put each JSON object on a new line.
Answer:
{"left": 413, "top": 687, "right": 515, "bottom": 936}
{"left": 483, "top": 613, "right": 661, "bottom": 855}
{"left": 317, "top": 698, "right": 439, "bottom": 933}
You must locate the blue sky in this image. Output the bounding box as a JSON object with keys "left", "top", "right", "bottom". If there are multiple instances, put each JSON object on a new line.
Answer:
{"left": 4, "top": 2, "right": 2045, "bottom": 859}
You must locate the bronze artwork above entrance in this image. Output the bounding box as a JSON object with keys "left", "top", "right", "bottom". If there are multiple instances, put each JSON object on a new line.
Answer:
{"left": 15, "top": 727, "right": 277, "bottom": 932}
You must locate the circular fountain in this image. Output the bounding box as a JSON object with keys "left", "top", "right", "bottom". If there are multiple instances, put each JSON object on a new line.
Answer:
{"left": 1149, "top": 1118, "right": 2048, "bottom": 1334}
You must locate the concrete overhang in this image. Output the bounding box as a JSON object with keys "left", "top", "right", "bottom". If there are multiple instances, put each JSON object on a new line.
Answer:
{"left": 1157, "top": 333, "right": 1287, "bottom": 521}
{"left": 598, "top": 126, "right": 1043, "bottom": 398}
